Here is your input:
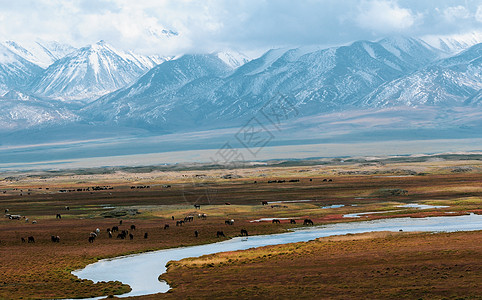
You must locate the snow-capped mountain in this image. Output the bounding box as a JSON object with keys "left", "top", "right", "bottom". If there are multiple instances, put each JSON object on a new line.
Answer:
{"left": 2, "top": 40, "right": 76, "bottom": 68}
{"left": 83, "top": 36, "right": 443, "bottom": 129}
{"left": 422, "top": 31, "right": 482, "bottom": 54}
{"left": 0, "top": 90, "right": 79, "bottom": 131}
{"left": 30, "top": 40, "right": 168, "bottom": 102}
{"left": 215, "top": 51, "right": 251, "bottom": 68}
{"left": 83, "top": 52, "right": 238, "bottom": 128}
{"left": 0, "top": 43, "right": 43, "bottom": 95}
{"left": 0, "top": 35, "right": 480, "bottom": 140}
{"left": 360, "top": 43, "right": 482, "bottom": 107}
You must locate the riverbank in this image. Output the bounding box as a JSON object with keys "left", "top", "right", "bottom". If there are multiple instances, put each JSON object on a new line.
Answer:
{"left": 157, "top": 230, "right": 482, "bottom": 300}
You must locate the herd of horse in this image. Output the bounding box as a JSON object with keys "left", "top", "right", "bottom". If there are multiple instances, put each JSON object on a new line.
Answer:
{"left": 9, "top": 195, "right": 316, "bottom": 246}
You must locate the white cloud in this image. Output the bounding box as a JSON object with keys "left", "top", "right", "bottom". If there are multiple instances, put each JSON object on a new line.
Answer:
{"left": 443, "top": 5, "right": 471, "bottom": 22}
{"left": 356, "top": 0, "right": 418, "bottom": 33}
{"left": 0, "top": 0, "right": 480, "bottom": 56}
{"left": 476, "top": 5, "right": 482, "bottom": 22}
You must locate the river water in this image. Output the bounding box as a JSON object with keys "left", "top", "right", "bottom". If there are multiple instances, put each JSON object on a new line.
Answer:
{"left": 72, "top": 213, "right": 482, "bottom": 299}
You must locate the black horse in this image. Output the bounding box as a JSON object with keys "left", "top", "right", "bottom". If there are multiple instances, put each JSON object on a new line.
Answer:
{"left": 303, "top": 219, "right": 314, "bottom": 225}
{"left": 290, "top": 219, "right": 296, "bottom": 224}
{"left": 27, "top": 236, "right": 35, "bottom": 243}
{"left": 240, "top": 229, "right": 248, "bottom": 236}
{"left": 272, "top": 219, "right": 280, "bottom": 224}
{"left": 216, "top": 231, "right": 225, "bottom": 237}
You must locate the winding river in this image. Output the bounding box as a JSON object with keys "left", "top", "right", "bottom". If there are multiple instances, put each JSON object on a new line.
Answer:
{"left": 72, "top": 213, "right": 482, "bottom": 299}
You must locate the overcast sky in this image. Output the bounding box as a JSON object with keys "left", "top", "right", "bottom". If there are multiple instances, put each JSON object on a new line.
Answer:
{"left": 0, "top": 0, "right": 481, "bottom": 56}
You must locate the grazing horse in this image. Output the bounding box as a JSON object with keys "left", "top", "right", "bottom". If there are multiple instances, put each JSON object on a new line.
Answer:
{"left": 261, "top": 201, "right": 268, "bottom": 205}
{"left": 56, "top": 214, "right": 61, "bottom": 219}
{"left": 21, "top": 237, "right": 26, "bottom": 243}
{"left": 129, "top": 233, "right": 134, "bottom": 240}
{"left": 272, "top": 219, "right": 281, "bottom": 224}
{"left": 119, "top": 220, "right": 123, "bottom": 225}
{"left": 290, "top": 219, "right": 296, "bottom": 224}
{"left": 117, "top": 233, "right": 126, "bottom": 239}
{"left": 112, "top": 226, "right": 119, "bottom": 232}
{"left": 240, "top": 229, "right": 248, "bottom": 236}
{"left": 51, "top": 235, "right": 60, "bottom": 243}
{"left": 303, "top": 219, "right": 314, "bottom": 225}
{"left": 130, "top": 224, "right": 136, "bottom": 230}
{"left": 176, "top": 220, "right": 184, "bottom": 226}
{"left": 88, "top": 236, "right": 95, "bottom": 243}
{"left": 108, "top": 231, "right": 113, "bottom": 238}
{"left": 144, "top": 232, "right": 148, "bottom": 239}
{"left": 164, "top": 224, "right": 170, "bottom": 230}
{"left": 27, "top": 236, "right": 35, "bottom": 243}
{"left": 172, "top": 216, "right": 175, "bottom": 220}
{"left": 194, "top": 204, "right": 201, "bottom": 209}
{"left": 216, "top": 231, "right": 225, "bottom": 237}
{"left": 225, "top": 219, "right": 234, "bottom": 225}
{"left": 194, "top": 230, "right": 199, "bottom": 237}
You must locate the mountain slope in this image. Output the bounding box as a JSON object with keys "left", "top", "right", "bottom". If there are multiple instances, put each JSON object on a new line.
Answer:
{"left": 360, "top": 43, "right": 481, "bottom": 107}
{"left": 82, "top": 53, "right": 238, "bottom": 128}
{"left": 2, "top": 40, "right": 76, "bottom": 68}
{"left": 0, "top": 90, "right": 79, "bottom": 131}
{"left": 422, "top": 31, "right": 482, "bottom": 54}
{"left": 30, "top": 41, "right": 166, "bottom": 102}
{"left": 0, "top": 44, "right": 43, "bottom": 95}
{"left": 83, "top": 37, "right": 442, "bottom": 130}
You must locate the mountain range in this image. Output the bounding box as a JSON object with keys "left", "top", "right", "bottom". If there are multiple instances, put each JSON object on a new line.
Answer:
{"left": 0, "top": 34, "right": 480, "bottom": 141}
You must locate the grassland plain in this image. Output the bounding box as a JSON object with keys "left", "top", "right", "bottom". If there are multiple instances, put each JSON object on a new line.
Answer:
{"left": 0, "top": 156, "right": 480, "bottom": 299}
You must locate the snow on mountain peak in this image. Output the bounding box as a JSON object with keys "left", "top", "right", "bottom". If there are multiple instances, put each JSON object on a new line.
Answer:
{"left": 215, "top": 51, "right": 251, "bottom": 69}
{"left": 421, "top": 31, "right": 482, "bottom": 54}
{"left": 2, "top": 40, "right": 76, "bottom": 68}
{"left": 31, "top": 41, "right": 169, "bottom": 102}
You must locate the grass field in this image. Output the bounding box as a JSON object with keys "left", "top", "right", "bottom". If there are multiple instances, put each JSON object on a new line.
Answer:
{"left": 0, "top": 156, "right": 480, "bottom": 299}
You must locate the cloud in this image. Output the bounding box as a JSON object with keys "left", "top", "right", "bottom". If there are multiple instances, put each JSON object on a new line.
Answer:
{"left": 476, "top": 5, "right": 482, "bottom": 22}
{"left": 355, "top": 0, "right": 419, "bottom": 33}
{"left": 443, "top": 5, "right": 471, "bottom": 22}
{"left": 0, "top": 0, "right": 480, "bottom": 56}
